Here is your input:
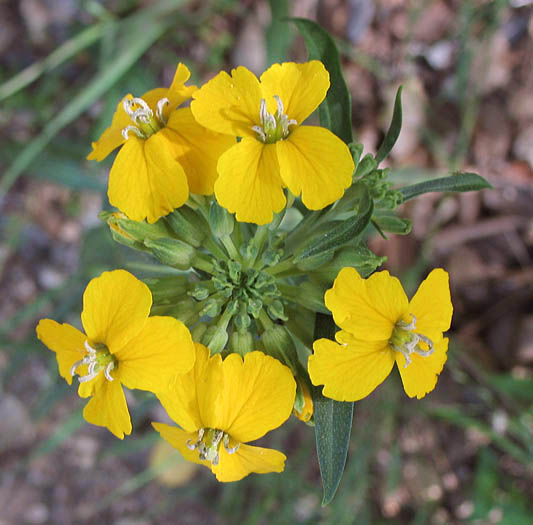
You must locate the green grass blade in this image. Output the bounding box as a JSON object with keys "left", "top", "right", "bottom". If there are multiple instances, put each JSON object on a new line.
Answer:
{"left": 0, "top": 21, "right": 111, "bottom": 102}
{"left": 0, "top": 4, "right": 183, "bottom": 199}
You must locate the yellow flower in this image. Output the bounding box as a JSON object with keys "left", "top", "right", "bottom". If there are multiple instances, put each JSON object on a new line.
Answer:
{"left": 36, "top": 270, "right": 195, "bottom": 439}
{"left": 153, "top": 344, "right": 296, "bottom": 482}
{"left": 88, "top": 63, "right": 234, "bottom": 223}
{"left": 190, "top": 61, "right": 354, "bottom": 224}
{"left": 308, "top": 268, "right": 453, "bottom": 401}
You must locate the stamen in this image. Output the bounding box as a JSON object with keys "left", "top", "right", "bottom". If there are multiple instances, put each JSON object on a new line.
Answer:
{"left": 156, "top": 98, "right": 170, "bottom": 124}
{"left": 70, "top": 358, "right": 85, "bottom": 377}
{"left": 252, "top": 125, "right": 266, "bottom": 142}
{"left": 223, "top": 434, "right": 240, "bottom": 454}
{"left": 84, "top": 340, "right": 97, "bottom": 354}
{"left": 274, "top": 95, "right": 284, "bottom": 118}
{"left": 104, "top": 361, "right": 115, "bottom": 381}
{"left": 414, "top": 333, "right": 435, "bottom": 356}
{"left": 122, "top": 126, "right": 145, "bottom": 140}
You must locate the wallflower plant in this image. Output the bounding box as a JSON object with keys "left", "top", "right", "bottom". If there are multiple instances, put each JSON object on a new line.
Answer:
{"left": 36, "top": 19, "right": 490, "bottom": 501}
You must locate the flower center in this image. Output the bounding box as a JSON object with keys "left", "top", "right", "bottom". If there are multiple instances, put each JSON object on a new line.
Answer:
{"left": 186, "top": 428, "right": 240, "bottom": 466}
{"left": 121, "top": 96, "right": 169, "bottom": 140}
{"left": 71, "top": 341, "right": 117, "bottom": 383}
{"left": 252, "top": 95, "right": 297, "bottom": 144}
{"left": 389, "top": 314, "right": 435, "bottom": 367}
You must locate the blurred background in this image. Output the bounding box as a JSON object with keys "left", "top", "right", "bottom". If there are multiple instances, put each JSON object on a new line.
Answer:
{"left": 1, "top": 0, "right": 532, "bottom": 523}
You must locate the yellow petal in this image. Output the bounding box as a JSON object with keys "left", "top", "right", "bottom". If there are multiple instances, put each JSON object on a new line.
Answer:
{"left": 309, "top": 338, "right": 395, "bottom": 402}
{"left": 162, "top": 107, "right": 235, "bottom": 195}
{"left": 36, "top": 319, "right": 86, "bottom": 385}
{"left": 325, "top": 268, "right": 404, "bottom": 341}
{"left": 215, "top": 138, "right": 286, "bottom": 224}
{"left": 87, "top": 94, "right": 133, "bottom": 161}
{"left": 212, "top": 444, "right": 286, "bottom": 482}
{"left": 152, "top": 423, "right": 211, "bottom": 468}
{"left": 107, "top": 133, "right": 189, "bottom": 223}
{"left": 190, "top": 67, "right": 262, "bottom": 137}
{"left": 260, "top": 61, "right": 329, "bottom": 124}
{"left": 116, "top": 316, "right": 195, "bottom": 392}
{"left": 81, "top": 269, "right": 151, "bottom": 352}
{"left": 276, "top": 126, "right": 353, "bottom": 210}
{"left": 166, "top": 62, "right": 197, "bottom": 110}
{"left": 215, "top": 352, "right": 296, "bottom": 443}
{"left": 396, "top": 336, "right": 449, "bottom": 399}
{"left": 156, "top": 343, "right": 222, "bottom": 433}
{"left": 409, "top": 268, "right": 453, "bottom": 337}
{"left": 83, "top": 379, "right": 132, "bottom": 439}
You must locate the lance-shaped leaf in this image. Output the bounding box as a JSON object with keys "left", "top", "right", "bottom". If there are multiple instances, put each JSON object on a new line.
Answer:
{"left": 292, "top": 18, "right": 353, "bottom": 144}
{"left": 295, "top": 183, "right": 373, "bottom": 261}
{"left": 375, "top": 85, "right": 403, "bottom": 165}
{"left": 399, "top": 172, "right": 492, "bottom": 202}
{"left": 312, "top": 312, "right": 354, "bottom": 505}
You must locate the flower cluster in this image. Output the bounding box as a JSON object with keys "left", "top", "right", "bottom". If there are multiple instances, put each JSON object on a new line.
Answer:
{"left": 37, "top": 59, "right": 454, "bottom": 483}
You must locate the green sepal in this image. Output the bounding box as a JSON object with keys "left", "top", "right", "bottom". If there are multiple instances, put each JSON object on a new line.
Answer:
{"left": 229, "top": 330, "right": 254, "bottom": 357}
{"left": 349, "top": 142, "right": 364, "bottom": 165}
{"left": 165, "top": 207, "right": 206, "bottom": 247}
{"left": 277, "top": 281, "right": 328, "bottom": 314}
{"left": 260, "top": 325, "right": 299, "bottom": 375}
{"left": 292, "top": 18, "right": 353, "bottom": 144}
{"left": 399, "top": 172, "right": 492, "bottom": 202}
{"left": 144, "top": 237, "right": 195, "bottom": 270}
{"left": 295, "top": 183, "right": 373, "bottom": 261}
{"left": 353, "top": 153, "right": 377, "bottom": 179}
{"left": 372, "top": 214, "right": 412, "bottom": 235}
{"left": 144, "top": 276, "right": 188, "bottom": 304}
{"left": 375, "top": 85, "right": 402, "bottom": 165}
{"left": 312, "top": 312, "right": 353, "bottom": 506}
{"left": 209, "top": 201, "right": 234, "bottom": 238}
{"left": 310, "top": 244, "right": 386, "bottom": 283}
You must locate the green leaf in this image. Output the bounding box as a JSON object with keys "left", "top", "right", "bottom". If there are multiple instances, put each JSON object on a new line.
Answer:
{"left": 312, "top": 313, "right": 354, "bottom": 505}
{"left": 372, "top": 215, "right": 412, "bottom": 235}
{"left": 399, "top": 172, "right": 492, "bottom": 202}
{"left": 295, "top": 183, "right": 373, "bottom": 261}
{"left": 266, "top": 0, "right": 292, "bottom": 65}
{"left": 291, "top": 18, "right": 352, "bottom": 143}
{"left": 375, "top": 85, "right": 402, "bottom": 165}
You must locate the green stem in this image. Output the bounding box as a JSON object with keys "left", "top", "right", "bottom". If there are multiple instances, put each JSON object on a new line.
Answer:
{"left": 258, "top": 309, "right": 274, "bottom": 332}
{"left": 265, "top": 257, "right": 295, "bottom": 276}
{"left": 192, "top": 254, "right": 215, "bottom": 274}
{"left": 221, "top": 235, "right": 241, "bottom": 261}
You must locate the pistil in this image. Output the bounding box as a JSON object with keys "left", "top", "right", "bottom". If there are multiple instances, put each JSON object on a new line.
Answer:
{"left": 121, "top": 96, "right": 170, "bottom": 140}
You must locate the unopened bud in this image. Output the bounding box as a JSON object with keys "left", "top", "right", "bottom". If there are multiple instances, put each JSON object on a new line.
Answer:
{"left": 144, "top": 238, "right": 195, "bottom": 269}
{"left": 209, "top": 201, "right": 234, "bottom": 238}
{"left": 260, "top": 325, "right": 298, "bottom": 374}
{"left": 229, "top": 330, "right": 254, "bottom": 357}
{"left": 165, "top": 207, "right": 207, "bottom": 247}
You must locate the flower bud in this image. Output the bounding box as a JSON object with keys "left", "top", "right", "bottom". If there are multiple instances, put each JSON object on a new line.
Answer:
{"left": 260, "top": 325, "right": 298, "bottom": 374}
{"left": 144, "top": 276, "right": 188, "bottom": 304}
{"left": 144, "top": 238, "right": 196, "bottom": 269}
{"left": 209, "top": 201, "right": 234, "bottom": 238}
{"left": 293, "top": 374, "right": 314, "bottom": 424}
{"left": 229, "top": 330, "right": 253, "bottom": 357}
{"left": 165, "top": 207, "right": 207, "bottom": 247}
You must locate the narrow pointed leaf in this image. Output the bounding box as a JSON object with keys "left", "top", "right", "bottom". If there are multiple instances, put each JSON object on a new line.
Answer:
{"left": 292, "top": 18, "right": 353, "bottom": 144}
{"left": 266, "top": 0, "right": 291, "bottom": 65}
{"left": 312, "top": 312, "right": 354, "bottom": 505}
{"left": 295, "top": 183, "right": 373, "bottom": 261}
{"left": 399, "top": 172, "right": 492, "bottom": 202}
{"left": 375, "top": 85, "right": 402, "bottom": 164}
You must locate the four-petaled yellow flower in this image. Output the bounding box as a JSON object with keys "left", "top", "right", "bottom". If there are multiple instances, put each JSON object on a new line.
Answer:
{"left": 153, "top": 344, "right": 296, "bottom": 482}
{"left": 36, "top": 270, "right": 195, "bottom": 439}
{"left": 308, "top": 268, "right": 453, "bottom": 401}
{"left": 88, "top": 63, "right": 234, "bottom": 223}
{"left": 190, "top": 61, "right": 354, "bottom": 224}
